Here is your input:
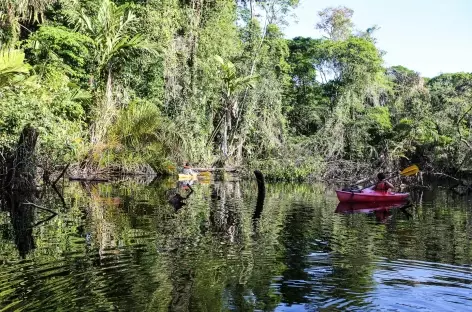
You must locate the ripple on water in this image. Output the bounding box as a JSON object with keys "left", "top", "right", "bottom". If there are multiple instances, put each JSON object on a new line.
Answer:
{"left": 1, "top": 182, "right": 472, "bottom": 311}
{"left": 271, "top": 250, "right": 472, "bottom": 312}
{"left": 369, "top": 259, "right": 472, "bottom": 312}
{"left": 0, "top": 233, "right": 158, "bottom": 311}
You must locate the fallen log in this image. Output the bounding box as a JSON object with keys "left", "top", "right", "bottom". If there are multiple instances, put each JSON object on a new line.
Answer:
{"left": 192, "top": 168, "right": 239, "bottom": 173}
{"left": 68, "top": 176, "right": 109, "bottom": 182}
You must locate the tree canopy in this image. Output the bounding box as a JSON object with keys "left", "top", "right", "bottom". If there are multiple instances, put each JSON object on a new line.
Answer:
{"left": 0, "top": 1, "right": 470, "bottom": 180}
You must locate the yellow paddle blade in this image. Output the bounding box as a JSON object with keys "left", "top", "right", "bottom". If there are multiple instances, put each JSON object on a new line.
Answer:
{"left": 400, "top": 165, "right": 419, "bottom": 177}
{"left": 199, "top": 171, "right": 211, "bottom": 176}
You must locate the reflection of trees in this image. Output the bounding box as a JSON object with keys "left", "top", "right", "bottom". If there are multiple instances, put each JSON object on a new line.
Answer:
{"left": 209, "top": 181, "right": 244, "bottom": 243}
{"left": 379, "top": 189, "right": 472, "bottom": 264}
{"left": 1, "top": 190, "right": 58, "bottom": 260}
{"left": 0, "top": 178, "right": 287, "bottom": 310}
{"left": 1, "top": 179, "right": 471, "bottom": 311}
{"left": 327, "top": 215, "right": 380, "bottom": 306}
{"left": 279, "top": 203, "right": 316, "bottom": 304}
{"left": 270, "top": 183, "right": 379, "bottom": 309}
{"left": 161, "top": 179, "right": 289, "bottom": 311}
{"left": 7, "top": 193, "right": 36, "bottom": 258}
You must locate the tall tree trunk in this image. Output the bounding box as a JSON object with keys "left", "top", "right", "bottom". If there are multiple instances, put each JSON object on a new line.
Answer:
{"left": 106, "top": 66, "right": 113, "bottom": 109}
{"left": 8, "top": 126, "right": 39, "bottom": 191}
{"left": 91, "top": 66, "right": 114, "bottom": 145}
{"left": 222, "top": 114, "right": 228, "bottom": 158}
{"left": 231, "top": 18, "right": 270, "bottom": 158}
{"left": 188, "top": 0, "right": 202, "bottom": 92}
{"left": 1, "top": 126, "right": 40, "bottom": 258}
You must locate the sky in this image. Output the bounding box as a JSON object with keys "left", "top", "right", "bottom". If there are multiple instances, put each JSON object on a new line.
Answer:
{"left": 283, "top": 0, "right": 472, "bottom": 78}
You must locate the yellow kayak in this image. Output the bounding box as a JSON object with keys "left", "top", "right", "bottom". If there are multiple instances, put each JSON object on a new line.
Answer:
{"left": 178, "top": 173, "right": 198, "bottom": 180}
{"left": 178, "top": 171, "right": 211, "bottom": 181}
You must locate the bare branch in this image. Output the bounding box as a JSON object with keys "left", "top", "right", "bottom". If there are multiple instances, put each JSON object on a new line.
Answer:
{"left": 22, "top": 201, "right": 57, "bottom": 215}
{"left": 52, "top": 163, "right": 70, "bottom": 187}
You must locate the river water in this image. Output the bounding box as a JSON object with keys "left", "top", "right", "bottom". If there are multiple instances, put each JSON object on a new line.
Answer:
{"left": 0, "top": 178, "right": 471, "bottom": 311}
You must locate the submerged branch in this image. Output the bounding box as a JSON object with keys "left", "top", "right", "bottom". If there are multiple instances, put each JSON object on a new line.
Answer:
{"left": 23, "top": 201, "right": 57, "bottom": 215}
{"left": 52, "top": 163, "right": 70, "bottom": 186}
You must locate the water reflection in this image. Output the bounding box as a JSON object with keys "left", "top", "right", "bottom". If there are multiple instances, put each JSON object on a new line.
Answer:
{"left": 168, "top": 182, "right": 195, "bottom": 211}
{"left": 1, "top": 190, "right": 59, "bottom": 259}
{"left": 0, "top": 179, "right": 470, "bottom": 311}
{"left": 335, "top": 201, "right": 412, "bottom": 223}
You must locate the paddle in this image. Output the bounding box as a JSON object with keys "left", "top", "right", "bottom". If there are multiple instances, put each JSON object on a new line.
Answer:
{"left": 361, "top": 165, "right": 420, "bottom": 191}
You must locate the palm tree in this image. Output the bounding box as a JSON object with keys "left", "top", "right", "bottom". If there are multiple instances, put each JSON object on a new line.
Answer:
{"left": 74, "top": 0, "right": 156, "bottom": 144}
{"left": 214, "top": 55, "right": 258, "bottom": 161}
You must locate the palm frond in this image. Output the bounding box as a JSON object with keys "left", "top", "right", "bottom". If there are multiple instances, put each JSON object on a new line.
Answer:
{"left": 76, "top": 0, "right": 157, "bottom": 72}
{"left": 0, "top": 48, "right": 31, "bottom": 87}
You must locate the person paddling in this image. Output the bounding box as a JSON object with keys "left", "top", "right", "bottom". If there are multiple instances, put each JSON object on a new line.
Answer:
{"left": 182, "top": 162, "right": 196, "bottom": 175}
{"left": 373, "top": 172, "right": 394, "bottom": 192}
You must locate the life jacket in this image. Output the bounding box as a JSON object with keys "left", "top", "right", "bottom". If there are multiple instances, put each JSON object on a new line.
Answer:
{"left": 375, "top": 181, "right": 389, "bottom": 191}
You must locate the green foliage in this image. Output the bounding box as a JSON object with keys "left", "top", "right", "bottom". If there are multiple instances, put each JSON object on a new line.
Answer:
{"left": 215, "top": 55, "right": 259, "bottom": 95}
{"left": 316, "top": 6, "right": 354, "bottom": 41}
{"left": 314, "top": 37, "right": 384, "bottom": 86}
{"left": 107, "top": 100, "right": 181, "bottom": 174}
{"left": 0, "top": 0, "right": 57, "bottom": 44}
{"left": 250, "top": 156, "right": 325, "bottom": 181}
{"left": 0, "top": 48, "right": 31, "bottom": 87}
{"left": 285, "top": 37, "right": 329, "bottom": 135}
{"left": 24, "top": 25, "right": 93, "bottom": 84}
{"left": 235, "top": 22, "right": 291, "bottom": 162}
{"left": 0, "top": 1, "right": 470, "bottom": 179}
{"left": 0, "top": 69, "right": 85, "bottom": 166}
{"left": 280, "top": 7, "right": 472, "bottom": 176}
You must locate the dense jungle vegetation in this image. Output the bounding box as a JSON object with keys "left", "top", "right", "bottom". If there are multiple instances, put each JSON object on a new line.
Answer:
{"left": 1, "top": 0, "right": 471, "bottom": 181}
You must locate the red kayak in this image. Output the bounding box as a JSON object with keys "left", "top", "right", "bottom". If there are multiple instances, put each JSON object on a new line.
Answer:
{"left": 335, "top": 201, "right": 410, "bottom": 223}
{"left": 336, "top": 188, "right": 409, "bottom": 203}
{"left": 335, "top": 201, "right": 408, "bottom": 214}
